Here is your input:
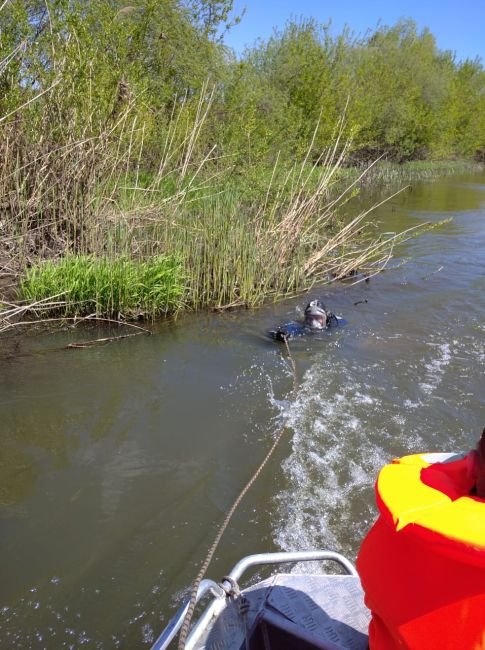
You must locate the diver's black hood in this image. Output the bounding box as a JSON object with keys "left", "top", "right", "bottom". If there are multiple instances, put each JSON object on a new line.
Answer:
{"left": 304, "top": 299, "right": 328, "bottom": 329}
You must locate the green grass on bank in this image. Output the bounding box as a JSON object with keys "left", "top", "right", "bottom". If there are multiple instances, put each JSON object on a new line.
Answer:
{"left": 20, "top": 255, "right": 184, "bottom": 319}
{"left": 15, "top": 157, "right": 481, "bottom": 320}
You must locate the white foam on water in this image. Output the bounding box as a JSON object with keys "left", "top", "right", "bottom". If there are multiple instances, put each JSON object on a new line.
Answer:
{"left": 272, "top": 360, "right": 399, "bottom": 562}
{"left": 270, "top": 330, "right": 470, "bottom": 563}
{"left": 470, "top": 335, "right": 485, "bottom": 363}
{"left": 271, "top": 321, "right": 485, "bottom": 564}
{"left": 418, "top": 341, "right": 453, "bottom": 396}
{"left": 403, "top": 399, "right": 421, "bottom": 409}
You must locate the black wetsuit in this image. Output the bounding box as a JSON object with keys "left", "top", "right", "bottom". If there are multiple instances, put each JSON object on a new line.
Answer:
{"left": 269, "top": 312, "right": 343, "bottom": 342}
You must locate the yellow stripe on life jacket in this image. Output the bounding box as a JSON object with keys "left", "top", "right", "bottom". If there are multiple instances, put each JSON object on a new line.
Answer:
{"left": 377, "top": 452, "right": 485, "bottom": 550}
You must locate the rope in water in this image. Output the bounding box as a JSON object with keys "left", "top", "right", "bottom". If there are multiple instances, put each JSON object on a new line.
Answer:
{"left": 177, "top": 336, "right": 298, "bottom": 649}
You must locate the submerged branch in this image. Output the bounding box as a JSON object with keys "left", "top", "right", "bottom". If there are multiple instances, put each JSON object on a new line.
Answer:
{"left": 66, "top": 331, "right": 145, "bottom": 348}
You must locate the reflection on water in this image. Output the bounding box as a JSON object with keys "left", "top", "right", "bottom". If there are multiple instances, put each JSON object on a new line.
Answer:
{"left": 0, "top": 445, "right": 38, "bottom": 508}
{"left": 1, "top": 172, "right": 485, "bottom": 647}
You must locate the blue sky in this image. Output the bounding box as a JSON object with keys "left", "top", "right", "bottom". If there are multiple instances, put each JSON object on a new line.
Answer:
{"left": 224, "top": 0, "right": 485, "bottom": 63}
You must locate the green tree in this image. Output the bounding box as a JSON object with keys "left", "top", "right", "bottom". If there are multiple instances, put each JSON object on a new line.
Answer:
{"left": 346, "top": 20, "right": 452, "bottom": 160}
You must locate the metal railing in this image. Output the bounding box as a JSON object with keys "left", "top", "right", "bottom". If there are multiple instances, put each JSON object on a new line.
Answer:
{"left": 150, "top": 550, "right": 357, "bottom": 650}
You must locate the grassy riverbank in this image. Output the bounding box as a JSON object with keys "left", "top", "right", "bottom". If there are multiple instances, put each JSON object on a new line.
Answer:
{"left": 1, "top": 145, "right": 475, "bottom": 326}
{"left": 0, "top": 88, "right": 480, "bottom": 325}
{"left": 1, "top": 3, "right": 484, "bottom": 326}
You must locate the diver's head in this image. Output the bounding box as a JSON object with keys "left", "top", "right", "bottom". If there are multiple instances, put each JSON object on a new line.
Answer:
{"left": 304, "top": 299, "right": 328, "bottom": 330}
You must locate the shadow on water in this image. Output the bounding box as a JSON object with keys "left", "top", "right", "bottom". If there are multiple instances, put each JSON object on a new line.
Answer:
{"left": 1, "top": 171, "right": 485, "bottom": 647}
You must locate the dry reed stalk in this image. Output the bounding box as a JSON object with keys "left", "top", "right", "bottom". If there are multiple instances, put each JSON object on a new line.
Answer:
{"left": 261, "top": 114, "right": 355, "bottom": 269}
{"left": 0, "top": 79, "right": 61, "bottom": 125}
{"left": 179, "top": 81, "right": 215, "bottom": 182}
{"left": 0, "top": 294, "right": 68, "bottom": 333}
{"left": 0, "top": 108, "right": 131, "bottom": 262}
{"left": 0, "top": 310, "right": 152, "bottom": 336}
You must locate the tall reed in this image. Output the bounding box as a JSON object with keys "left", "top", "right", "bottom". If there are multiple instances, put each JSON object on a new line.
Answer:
{"left": 1, "top": 74, "right": 431, "bottom": 320}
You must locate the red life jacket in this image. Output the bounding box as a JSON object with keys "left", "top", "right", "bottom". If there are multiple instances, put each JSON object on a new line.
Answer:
{"left": 357, "top": 452, "right": 485, "bottom": 649}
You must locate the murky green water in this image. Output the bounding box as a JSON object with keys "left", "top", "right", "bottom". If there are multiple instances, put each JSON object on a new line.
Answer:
{"left": 1, "top": 172, "right": 485, "bottom": 648}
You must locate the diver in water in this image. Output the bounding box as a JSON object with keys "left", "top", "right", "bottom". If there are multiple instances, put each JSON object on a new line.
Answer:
{"left": 269, "top": 299, "right": 343, "bottom": 342}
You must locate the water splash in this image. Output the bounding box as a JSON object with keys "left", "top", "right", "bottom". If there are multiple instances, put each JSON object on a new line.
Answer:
{"left": 272, "top": 329, "right": 471, "bottom": 562}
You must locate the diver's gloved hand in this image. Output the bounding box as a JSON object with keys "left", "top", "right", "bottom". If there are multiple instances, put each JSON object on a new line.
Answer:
{"left": 269, "top": 322, "right": 305, "bottom": 341}
{"left": 326, "top": 312, "right": 339, "bottom": 327}
{"left": 268, "top": 326, "right": 290, "bottom": 342}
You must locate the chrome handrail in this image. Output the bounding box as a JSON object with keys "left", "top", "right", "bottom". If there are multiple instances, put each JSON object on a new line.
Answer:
{"left": 151, "top": 550, "right": 358, "bottom": 650}
{"left": 224, "top": 550, "right": 358, "bottom": 582}
{"left": 150, "top": 579, "right": 225, "bottom": 650}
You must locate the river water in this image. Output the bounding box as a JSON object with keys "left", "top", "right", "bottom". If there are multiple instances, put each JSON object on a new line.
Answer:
{"left": 1, "top": 171, "right": 484, "bottom": 648}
